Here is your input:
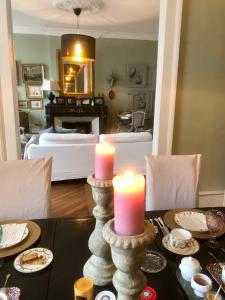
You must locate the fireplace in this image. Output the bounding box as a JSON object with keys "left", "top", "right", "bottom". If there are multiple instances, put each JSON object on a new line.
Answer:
{"left": 45, "top": 104, "right": 107, "bottom": 134}
{"left": 62, "top": 121, "right": 91, "bottom": 133}
{"left": 54, "top": 116, "right": 100, "bottom": 135}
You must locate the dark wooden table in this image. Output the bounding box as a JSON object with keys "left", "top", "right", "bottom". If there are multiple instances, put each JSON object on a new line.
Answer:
{"left": 1, "top": 210, "right": 225, "bottom": 300}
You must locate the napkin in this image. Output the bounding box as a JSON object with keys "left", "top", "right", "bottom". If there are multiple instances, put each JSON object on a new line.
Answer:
{"left": 0, "top": 223, "right": 27, "bottom": 248}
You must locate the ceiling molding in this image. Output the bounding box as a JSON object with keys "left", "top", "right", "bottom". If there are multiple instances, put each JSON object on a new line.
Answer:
{"left": 13, "top": 26, "right": 158, "bottom": 41}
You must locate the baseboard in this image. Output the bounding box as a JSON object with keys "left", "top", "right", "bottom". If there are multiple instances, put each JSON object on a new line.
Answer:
{"left": 198, "top": 190, "right": 225, "bottom": 208}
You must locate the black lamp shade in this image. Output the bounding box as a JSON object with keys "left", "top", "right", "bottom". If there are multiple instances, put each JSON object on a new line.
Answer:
{"left": 61, "top": 34, "right": 95, "bottom": 62}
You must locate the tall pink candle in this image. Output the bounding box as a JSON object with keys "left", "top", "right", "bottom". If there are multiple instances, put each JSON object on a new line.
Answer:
{"left": 113, "top": 171, "right": 145, "bottom": 236}
{"left": 95, "top": 143, "right": 115, "bottom": 180}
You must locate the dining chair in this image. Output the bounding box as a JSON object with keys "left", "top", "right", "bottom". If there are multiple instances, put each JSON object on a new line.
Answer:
{"left": 0, "top": 157, "right": 52, "bottom": 220}
{"left": 129, "top": 111, "right": 145, "bottom": 132}
{"left": 145, "top": 154, "right": 201, "bottom": 211}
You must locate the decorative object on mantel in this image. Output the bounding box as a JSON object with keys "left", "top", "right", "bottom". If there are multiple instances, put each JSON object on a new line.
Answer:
{"left": 83, "top": 174, "right": 115, "bottom": 286}
{"left": 41, "top": 79, "right": 60, "bottom": 105}
{"left": 103, "top": 219, "right": 155, "bottom": 300}
{"left": 107, "top": 72, "right": 119, "bottom": 100}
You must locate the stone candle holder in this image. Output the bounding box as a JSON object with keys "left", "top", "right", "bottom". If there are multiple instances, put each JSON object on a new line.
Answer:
{"left": 103, "top": 219, "right": 155, "bottom": 300}
{"left": 83, "top": 174, "right": 116, "bottom": 286}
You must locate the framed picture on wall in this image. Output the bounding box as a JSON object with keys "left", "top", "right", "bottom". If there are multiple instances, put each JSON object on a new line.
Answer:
{"left": 127, "top": 64, "right": 148, "bottom": 88}
{"left": 18, "top": 100, "right": 28, "bottom": 109}
{"left": 30, "top": 99, "right": 43, "bottom": 110}
{"left": 129, "top": 88, "right": 154, "bottom": 113}
{"left": 26, "top": 84, "right": 43, "bottom": 99}
{"left": 22, "top": 64, "right": 45, "bottom": 83}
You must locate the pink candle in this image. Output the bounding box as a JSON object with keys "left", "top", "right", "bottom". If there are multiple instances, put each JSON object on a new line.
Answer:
{"left": 95, "top": 143, "right": 115, "bottom": 180}
{"left": 113, "top": 171, "right": 145, "bottom": 236}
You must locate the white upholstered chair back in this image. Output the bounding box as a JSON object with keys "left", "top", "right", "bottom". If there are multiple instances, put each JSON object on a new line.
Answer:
{"left": 145, "top": 154, "right": 201, "bottom": 211}
{"left": 0, "top": 157, "right": 52, "bottom": 220}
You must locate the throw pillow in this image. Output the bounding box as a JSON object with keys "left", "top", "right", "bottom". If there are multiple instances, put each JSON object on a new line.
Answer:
{"left": 40, "top": 126, "right": 56, "bottom": 134}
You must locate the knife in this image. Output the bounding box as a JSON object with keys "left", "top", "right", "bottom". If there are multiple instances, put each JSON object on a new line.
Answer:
{"left": 208, "top": 252, "right": 220, "bottom": 263}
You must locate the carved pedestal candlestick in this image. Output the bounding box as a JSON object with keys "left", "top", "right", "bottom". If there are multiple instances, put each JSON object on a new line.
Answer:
{"left": 103, "top": 219, "right": 155, "bottom": 300}
{"left": 83, "top": 174, "right": 116, "bottom": 286}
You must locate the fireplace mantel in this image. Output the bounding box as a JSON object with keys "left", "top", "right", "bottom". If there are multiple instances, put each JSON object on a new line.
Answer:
{"left": 45, "top": 104, "right": 107, "bottom": 133}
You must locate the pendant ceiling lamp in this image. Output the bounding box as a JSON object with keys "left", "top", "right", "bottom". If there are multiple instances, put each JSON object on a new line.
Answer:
{"left": 61, "top": 7, "right": 95, "bottom": 62}
{"left": 53, "top": 0, "right": 104, "bottom": 61}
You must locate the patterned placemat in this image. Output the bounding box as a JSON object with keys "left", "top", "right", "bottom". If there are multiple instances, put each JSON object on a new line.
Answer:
{"left": 207, "top": 263, "right": 225, "bottom": 293}
{"left": 163, "top": 208, "right": 225, "bottom": 239}
{"left": 0, "top": 220, "right": 41, "bottom": 258}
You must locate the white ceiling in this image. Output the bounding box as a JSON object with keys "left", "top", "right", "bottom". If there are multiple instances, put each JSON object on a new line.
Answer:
{"left": 11, "top": 0, "right": 159, "bottom": 40}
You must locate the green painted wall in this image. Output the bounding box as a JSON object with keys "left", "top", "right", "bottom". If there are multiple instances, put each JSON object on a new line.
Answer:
{"left": 95, "top": 38, "right": 157, "bottom": 130}
{"left": 173, "top": 0, "right": 225, "bottom": 191}
{"left": 14, "top": 34, "right": 157, "bottom": 130}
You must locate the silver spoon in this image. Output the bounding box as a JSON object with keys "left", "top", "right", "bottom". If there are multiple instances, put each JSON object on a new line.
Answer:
{"left": 0, "top": 274, "right": 10, "bottom": 300}
{"left": 3, "top": 274, "right": 10, "bottom": 289}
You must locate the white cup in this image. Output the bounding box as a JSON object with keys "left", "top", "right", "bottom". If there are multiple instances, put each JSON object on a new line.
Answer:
{"left": 191, "top": 273, "right": 212, "bottom": 297}
{"left": 169, "top": 228, "right": 192, "bottom": 249}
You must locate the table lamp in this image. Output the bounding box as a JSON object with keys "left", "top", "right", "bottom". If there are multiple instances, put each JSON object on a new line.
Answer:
{"left": 41, "top": 79, "right": 60, "bottom": 105}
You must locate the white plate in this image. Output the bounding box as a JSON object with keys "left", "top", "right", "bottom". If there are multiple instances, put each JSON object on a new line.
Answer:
{"left": 174, "top": 211, "right": 208, "bottom": 232}
{"left": 162, "top": 234, "right": 199, "bottom": 256}
{"left": 14, "top": 248, "right": 53, "bottom": 273}
{"left": 0, "top": 227, "right": 29, "bottom": 250}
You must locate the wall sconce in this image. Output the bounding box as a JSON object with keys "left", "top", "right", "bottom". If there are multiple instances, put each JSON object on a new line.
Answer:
{"left": 107, "top": 72, "right": 119, "bottom": 99}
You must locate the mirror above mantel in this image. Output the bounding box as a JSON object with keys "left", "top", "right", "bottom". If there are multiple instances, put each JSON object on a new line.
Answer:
{"left": 57, "top": 50, "right": 93, "bottom": 98}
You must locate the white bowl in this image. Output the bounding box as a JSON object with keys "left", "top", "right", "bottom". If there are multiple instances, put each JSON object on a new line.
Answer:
{"left": 191, "top": 273, "right": 212, "bottom": 297}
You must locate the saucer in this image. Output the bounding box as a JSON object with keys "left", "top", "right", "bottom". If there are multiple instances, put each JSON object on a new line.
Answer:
{"left": 141, "top": 250, "right": 167, "bottom": 273}
{"left": 14, "top": 247, "right": 53, "bottom": 273}
{"left": 162, "top": 234, "right": 199, "bottom": 255}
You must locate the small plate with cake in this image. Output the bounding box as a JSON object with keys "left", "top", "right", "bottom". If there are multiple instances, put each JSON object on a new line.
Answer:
{"left": 14, "top": 248, "right": 53, "bottom": 273}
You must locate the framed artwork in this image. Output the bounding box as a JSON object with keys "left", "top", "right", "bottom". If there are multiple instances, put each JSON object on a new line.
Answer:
{"left": 127, "top": 64, "right": 148, "bottom": 88}
{"left": 129, "top": 89, "right": 154, "bottom": 113}
{"left": 16, "top": 61, "right": 20, "bottom": 85}
{"left": 18, "top": 100, "right": 28, "bottom": 109}
{"left": 94, "top": 98, "right": 104, "bottom": 106}
{"left": 66, "top": 97, "right": 76, "bottom": 105}
{"left": 56, "top": 97, "right": 66, "bottom": 105}
{"left": 22, "top": 64, "right": 45, "bottom": 83}
{"left": 26, "top": 84, "right": 43, "bottom": 99}
{"left": 30, "top": 99, "right": 43, "bottom": 110}
{"left": 81, "top": 99, "right": 90, "bottom": 105}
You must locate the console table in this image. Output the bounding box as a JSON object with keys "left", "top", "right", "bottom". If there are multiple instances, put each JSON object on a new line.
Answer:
{"left": 45, "top": 104, "right": 107, "bottom": 133}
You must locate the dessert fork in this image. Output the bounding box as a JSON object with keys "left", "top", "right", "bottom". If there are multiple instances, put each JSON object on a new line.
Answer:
{"left": 157, "top": 217, "right": 170, "bottom": 235}
{"left": 148, "top": 219, "right": 158, "bottom": 234}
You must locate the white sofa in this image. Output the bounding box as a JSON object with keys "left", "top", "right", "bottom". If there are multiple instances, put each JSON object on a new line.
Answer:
{"left": 27, "top": 132, "right": 152, "bottom": 181}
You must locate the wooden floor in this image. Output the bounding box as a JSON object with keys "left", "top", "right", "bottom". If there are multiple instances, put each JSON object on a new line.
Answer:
{"left": 50, "top": 179, "right": 95, "bottom": 218}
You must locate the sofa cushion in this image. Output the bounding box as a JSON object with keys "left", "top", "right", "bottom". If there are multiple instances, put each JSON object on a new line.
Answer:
{"left": 99, "top": 132, "right": 152, "bottom": 143}
{"left": 39, "top": 133, "right": 98, "bottom": 145}
{"left": 55, "top": 127, "right": 79, "bottom": 134}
